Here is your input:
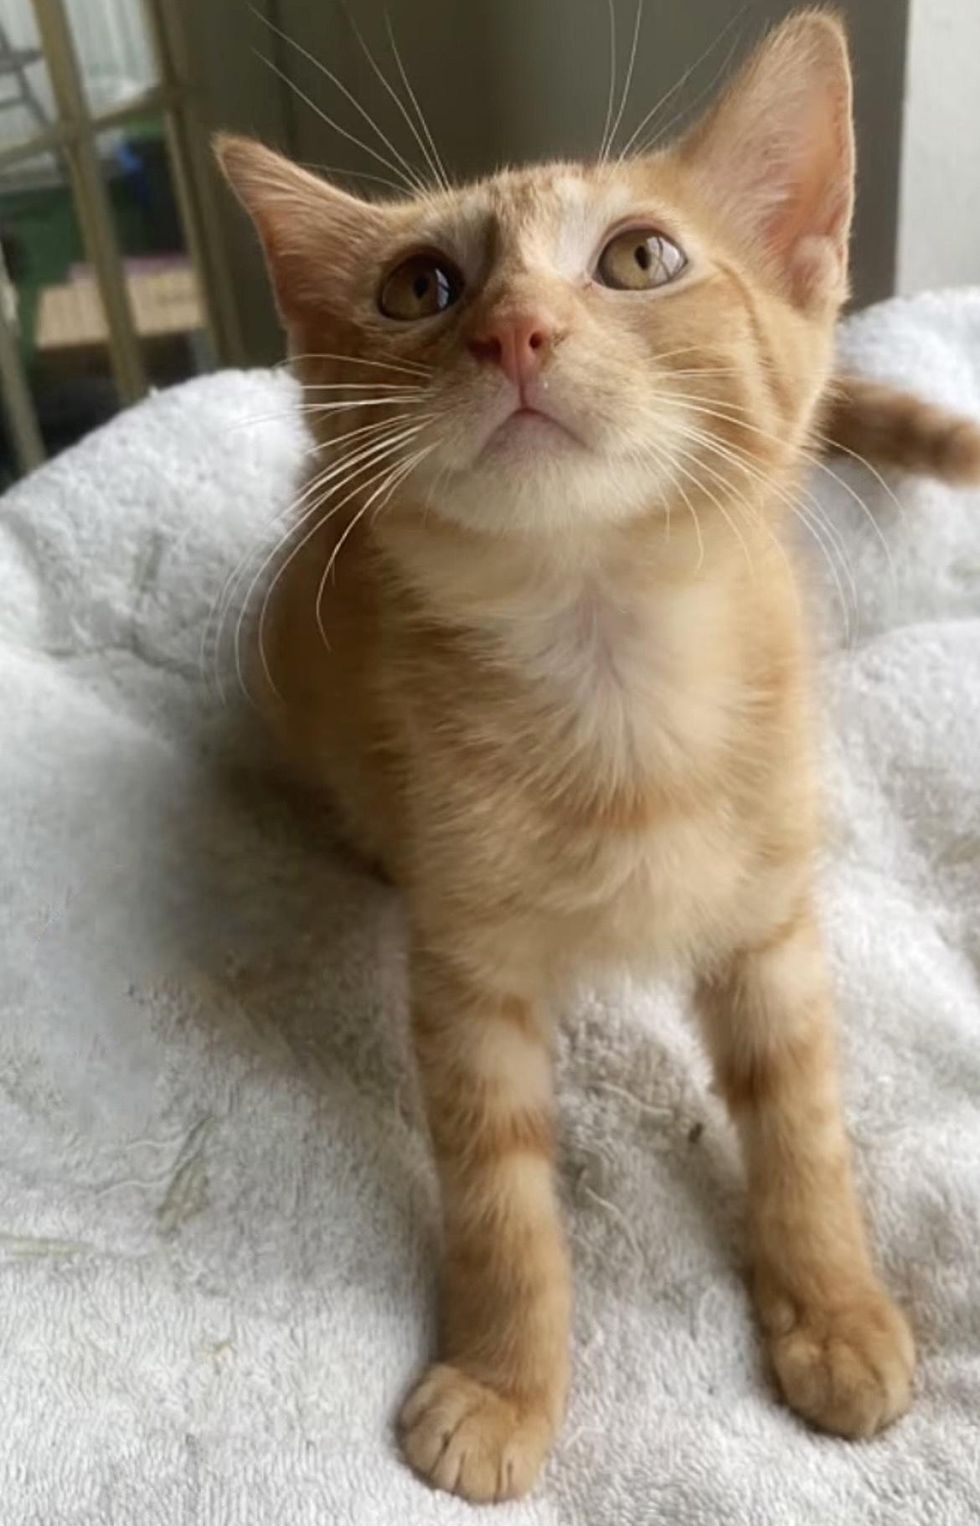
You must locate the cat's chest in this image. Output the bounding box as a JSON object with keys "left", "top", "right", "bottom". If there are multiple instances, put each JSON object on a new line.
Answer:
{"left": 503, "top": 585, "right": 748, "bottom": 935}
{"left": 515, "top": 582, "right": 722, "bottom": 771}
{"left": 533, "top": 588, "right": 651, "bottom": 698}
{"left": 417, "top": 581, "right": 751, "bottom": 967}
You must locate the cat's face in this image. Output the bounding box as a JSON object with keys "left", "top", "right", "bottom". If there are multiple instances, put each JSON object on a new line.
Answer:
{"left": 281, "top": 162, "right": 769, "bottom": 535}
{"left": 219, "top": 12, "right": 854, "bottom": 538}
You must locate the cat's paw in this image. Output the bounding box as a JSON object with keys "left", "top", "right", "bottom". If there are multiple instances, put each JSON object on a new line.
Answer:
{"left": 398, "top": 1363, "right": 553, "bottom": 1503}
{"left": 764, "top": 1285, "right": 915, "bottom": 1438}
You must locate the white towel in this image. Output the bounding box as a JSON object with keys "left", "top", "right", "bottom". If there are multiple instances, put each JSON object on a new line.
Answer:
{"left": 1, "top": 289, "right": 978, "bottom": 1525}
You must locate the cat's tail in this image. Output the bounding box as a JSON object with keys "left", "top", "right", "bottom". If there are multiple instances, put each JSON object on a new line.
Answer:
{"left": 821, "top": 375, "right": 980, "bottom": 485}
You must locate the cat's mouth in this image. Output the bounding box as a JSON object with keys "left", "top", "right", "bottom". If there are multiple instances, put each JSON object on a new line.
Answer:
{"left": 480, "top": 402, "right": 584, "bottom": 458}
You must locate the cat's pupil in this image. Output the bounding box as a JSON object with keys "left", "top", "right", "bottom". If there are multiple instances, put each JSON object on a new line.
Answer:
{"left": 635, "top": 243, "right": 651, "bottom": 271}
{"left": 413, "top": 274, "right": 430, "bottom": 300}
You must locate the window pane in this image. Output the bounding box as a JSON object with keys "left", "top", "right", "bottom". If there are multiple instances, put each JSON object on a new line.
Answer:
{"left": 0, "top": 157, "right": 117, "bottom": 483}
{"left": 64, "top": 0, "right": 159, "bottom": 117}
{"left": 97, "top": 116, "right": 210, "bottom": 387}
{"left": 0, "top": 1, "right": 58, "bottom": 163}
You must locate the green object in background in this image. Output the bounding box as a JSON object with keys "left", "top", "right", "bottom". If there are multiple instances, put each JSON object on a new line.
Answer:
{"left": 0, "top": 119, "right": 180, "bottom": 367}
{"left": 0, "top": 176, "right": 85, "bottom": 364}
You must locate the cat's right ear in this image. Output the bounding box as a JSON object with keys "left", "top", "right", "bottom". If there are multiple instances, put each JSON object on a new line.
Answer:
{"left": 214, "top": 135, "right": 383, "bottom": 325}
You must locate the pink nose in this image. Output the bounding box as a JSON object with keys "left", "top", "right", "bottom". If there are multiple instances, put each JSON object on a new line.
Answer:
{"left": 468, "top": 315, "right": 551, "bottom": 389}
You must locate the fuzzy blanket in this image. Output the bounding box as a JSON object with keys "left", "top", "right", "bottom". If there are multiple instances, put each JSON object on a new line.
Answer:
{"left": 1, "top": 289, "right": 979, "bottom": 1524}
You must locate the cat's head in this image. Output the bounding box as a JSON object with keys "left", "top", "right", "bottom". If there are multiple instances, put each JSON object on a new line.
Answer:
{"left": 217, "top": 11, "right": 853, "bottom": 538}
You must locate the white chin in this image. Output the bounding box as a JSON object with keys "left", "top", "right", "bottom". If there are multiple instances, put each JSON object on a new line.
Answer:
{"left": 421, "top": 446, "right": 662, "bottom": 537}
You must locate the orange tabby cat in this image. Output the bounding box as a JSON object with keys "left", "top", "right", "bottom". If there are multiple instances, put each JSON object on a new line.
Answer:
{"left": 216, "top": 11, "right": 980, "bottom": 1504}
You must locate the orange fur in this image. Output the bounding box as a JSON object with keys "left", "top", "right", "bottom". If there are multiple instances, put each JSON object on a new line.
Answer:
{"left": 210, "top": 11, "right": 960, "bottom": 1502}
{"left": 823, "top": 374, "right": 980, "bottom": 484}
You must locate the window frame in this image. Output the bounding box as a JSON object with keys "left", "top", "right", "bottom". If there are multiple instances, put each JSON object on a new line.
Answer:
{"left": 0, "top": 0, "right": 240, "bottom": 475}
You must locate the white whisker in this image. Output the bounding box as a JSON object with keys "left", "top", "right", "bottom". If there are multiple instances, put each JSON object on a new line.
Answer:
{"left": 298, "top": 382, "right": 425, "bottom": 394}
{"left": 297, "top": 160, "right": 407, "bottom": 195}
{"left": 637, "top": 22, "right": 745, "bottom": 155}
{"left": 370, "top": 443, "right": 436, "bottom": 529}
{"left": 279, "top": 351, "right": 433, "bottom": 377}
{"left": 219, "top": 420, "right": 427, "bottom": 704}
{"left": 618, "top": 5, "right": 745, "bottom": 160}
{"left": 803, "top": 448, "right": 902, "bottom": 575}
{"left": 252, "top": 48, "right": 420, "bottom": 196}
{"left": 250, "top": 424, "right": 428, "bottom": 698}
{"left": 669, "top": 440, "right": 756, "bottom": 579}
{"left": 676, "top": 421, "right": 856, "bottom": 639}
{"left": 253, "top": 8, "right": 428, "bottom": 194}
{"left": 315, "top": 441, "right": 435, "bottom": 642}
{"left": 658, "top": 390, "right": 894, "bottom": 601}
{"left": 637, "top": 441, "right": 705, "bottom": 572}
{"left": 813, "top": 431, "right": 908, "bottom": 528}
{"left": 202, "top": 412, "right": 431, "bottom": 693}
{"left": 340, "top": 7, "right": 442, "bottom": 191}
{"left": 646, "top": 345, "right": 726, "bottom": 367}
{"left": 605, "top": 0, "right": 643, "bottom": 160}
{"left": 599, "top": 0, "right": 618, "bottom": 162}
{"left": 220, "top": 397, "right": 424, "bottom": 434}
{"left": 384, "top": 14, "right": 451, "bottom": 192}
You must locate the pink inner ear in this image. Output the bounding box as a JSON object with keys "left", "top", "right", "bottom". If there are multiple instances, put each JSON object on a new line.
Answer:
{"left": 766, "top": 91, "right": 852, "bottom": 260}
{"left": 770, "top": 93, "right": 853, "bottom": 308}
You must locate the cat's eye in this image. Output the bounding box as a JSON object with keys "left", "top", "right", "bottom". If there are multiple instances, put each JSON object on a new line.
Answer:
{"left": 378, "top": 252, "right": 463, "bottom": 320}
{"left": 595, "top": 229, "right": 687, "bottom": 291}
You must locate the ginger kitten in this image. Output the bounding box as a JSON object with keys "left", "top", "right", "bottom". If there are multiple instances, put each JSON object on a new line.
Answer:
{"left": 216, "top": 11, "right": 980, "bottom": 1504}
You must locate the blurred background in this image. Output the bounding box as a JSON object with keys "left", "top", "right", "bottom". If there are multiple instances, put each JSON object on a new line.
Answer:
{"left": 0, "top": 0, "right": 976, "bottom": 485}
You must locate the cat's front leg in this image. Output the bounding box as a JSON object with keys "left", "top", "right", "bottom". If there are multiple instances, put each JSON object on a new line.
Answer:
{"left": 398, "top": 944, "right": 570, "bottom": 1503}
{"left": 696, "top": 898, "right": 915, "bottom": 1437}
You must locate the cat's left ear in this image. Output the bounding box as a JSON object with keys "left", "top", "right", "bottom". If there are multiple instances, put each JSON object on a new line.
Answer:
{"left": 675, "top": 11, "right": 854, "bottom": 311}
